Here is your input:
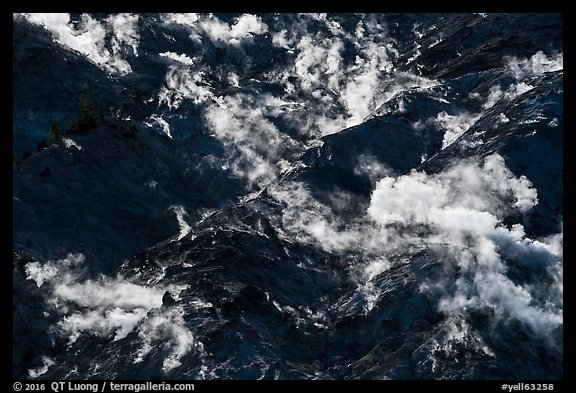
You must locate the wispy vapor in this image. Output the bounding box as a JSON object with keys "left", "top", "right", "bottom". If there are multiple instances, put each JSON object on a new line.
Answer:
{"left": 23, "top": 253, "right": 204, "bottom": 373}
{"left": 269, "top": 153, "right": 561, "bottom": 344}
{"left": 20, "top": 13, "right": 139, "bottom": 75}
{"left": 204, "top": 94, "right": 300, "bottom": 189}
{"left": 507, "top": 51, "right": 563, "bottom": 81}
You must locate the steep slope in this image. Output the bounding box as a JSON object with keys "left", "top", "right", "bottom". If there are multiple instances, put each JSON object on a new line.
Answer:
{"left": 13, "top": 13, "right": 562, "bottom": 380}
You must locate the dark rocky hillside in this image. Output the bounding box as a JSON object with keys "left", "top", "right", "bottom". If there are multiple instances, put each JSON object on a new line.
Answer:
{"left": 13, "top": 13, "right": 562, "bottom": 380}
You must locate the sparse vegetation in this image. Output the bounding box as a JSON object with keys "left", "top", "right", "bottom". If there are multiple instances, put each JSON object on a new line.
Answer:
{"left": 122, "top": 123, "right": 138, "bottom": 139}
{"left": 69, "top": 93, "right": 98, "bottom": 133}
{"left": 49, "top": 120, "right": 64, "bottom": 143}
{"left": 36, "top": 140, "right": 49, "bottom": 152}
{"left": 39, "top": 165, "right": 51, "bottom": 177}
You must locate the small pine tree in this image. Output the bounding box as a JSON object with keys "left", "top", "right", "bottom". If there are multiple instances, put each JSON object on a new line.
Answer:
{"left": 70, "top": 93, "right": 98, "bottom": 132}
{"left": 122, "top": 123, "right": 138, "bottom": 139}
{"left": 49, "top": 120, "right": 64, "bottom": 143}
{"left": 79, "top": 93, "right": 96, "bottom": 122}
{"left": 129, "top": 123, "right": 138, "bottom": 136}
{"left": 39, "top": 165, "right": 51, "bottom": 177}
{"left": 36, "top": 140, "right": 49, "bottom": 152}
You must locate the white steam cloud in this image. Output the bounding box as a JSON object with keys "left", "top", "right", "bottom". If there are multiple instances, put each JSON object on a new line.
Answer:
{"left": 367, "top": 154, "right": 538, "bottom": 222}
{"left": 20, "top": 13, "right": 139, "bottom": 75}
{"left": 153, "top": 14, "right": 443, "bottom": 190}
{"left": 269, "top": 16, "right": 432, "bottom": 133}
{"left": 159, "top": 51, "right": 194, "bottom": 66}
{"left": 433, "top": 111, "right": 481, "bottom": 149}
{"left": 24, "top": 253, "right": 204, "bottom": 374}
{"left": 199, "top": 14, "right": 268, "bottom": 46}
{"left": 435, "top": 79, "right": 535, "bottom": 149}
{"left": 204, "top": 94, "right": 300, "bottom": 188}
{"left": 368, "top": 156, "right": 561, "bottom": 342}
{"left": 28, "top": 357, "right": 56, "bottom": 378}
{"left": 158, "top": 65, "right": 213, "bottom": 109}
{"left": 171, "top": 205, "right": 192, "bottom": 241}
{"left": 426, "top": 50, "right": 562, "bottom": 150}
{"left": 160, "top": 13, "right": 199, "bottom": 28}
{"left": 269, "top": 153, "right": 562, "bottom": 344}
{"left": 507, "top": 51, "right": 563, "bottom": 81}
{"left": 144, "top": 114, "right": 172, "bottom": 138}
{"left": 135, "top": 308, "right": 207, "bottom": 373}
{"left": 160, "top": 13, "right": 267, "bottom": 47}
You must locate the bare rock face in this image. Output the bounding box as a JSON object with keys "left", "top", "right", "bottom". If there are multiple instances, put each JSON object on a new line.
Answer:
{"left": 13, "top": 13, "right": 562, "bottom": 380}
